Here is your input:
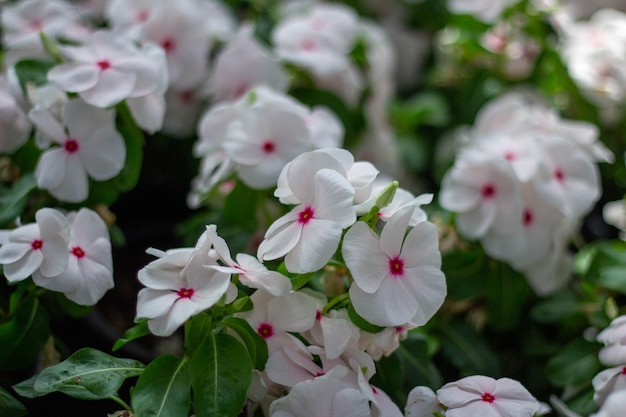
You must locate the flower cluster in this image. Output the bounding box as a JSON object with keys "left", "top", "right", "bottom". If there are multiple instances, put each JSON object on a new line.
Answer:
{"left": 439, "top": 90, "right": 612, "bottom": 294}
{"left": 0, "top": 207, "right": 113, "bottom": 305}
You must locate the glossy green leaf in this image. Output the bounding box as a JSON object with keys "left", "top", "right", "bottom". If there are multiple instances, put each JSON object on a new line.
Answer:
{"left": 185, "top": 313, "right": 213, "bottom": 356}
{"left": 0, "top": 386, "right": 27, "bottom": 417}
{"left": 12, "top": 374, "right": 40, "bottom": 399}
{"left": 531, "top": 293, "right": 585, "bottom": 324}
{"left": 584, "top": 241, "right": 626, "bottom": 294}
{"left": 546, "top": 339, "right": 602, "bottom": 388}
{"left": 486, "top": 263, "right": 530, "bottom": 331}
{"left": 0, "top": 296, "right": 50, "bottom": 371}
{"left": 222, "top": 317, "right": 268, "bottom": 371}
{"left": 114, "top": 101, "right": 144, "bottom": 192}
{"left": 190, "top": 332, "right": 252, "bottom": 417}
{"left": 347, "top": 303, "right": 385, "bottom": 334}
{"left": 223, "top": 181, "right": 261, "bottom": 230}
{"left": 132, "top": 355, "right": 191, "bottom": 417}
{"left": 112, "top": 319, "right": 151, "bottom": 352}
{"left": 32, "top": 348, "right": 144, "bottom": 400}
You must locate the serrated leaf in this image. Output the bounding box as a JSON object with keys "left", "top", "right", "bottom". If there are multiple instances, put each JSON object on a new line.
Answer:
{"left": 0, "top": 296, "right": 50, "bottom": 371}
{"left": 0, "top": 386, "right": 27, "bottom": 417}
{"left": 32, "top": 348, "right": 144, "bottom": 400}
{"left": 190, "top": 332, "right": 252, "bottom": 417}
{"left": 546, "top": 339, "right": 601, "bottom": 388}
{"left": 132, "top": 355, "right": 191, "bottom": 417}
{"left": 113, "top": 319, "right": 150, "bottom": 352}
{"left": 221, "top": 317, "right": 268, "bottom": 371}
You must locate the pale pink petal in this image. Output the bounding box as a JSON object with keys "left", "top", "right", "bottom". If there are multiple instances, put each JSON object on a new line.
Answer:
{"left": 0, "top": 241, "right": 32, "bottom": 265}
{"left": 36, "top": 148, "right": 69, "bottom": 190}
{"left": 380, "top": 208, "right": 412, "bottom": 258}
{"left": 403, "top": 266, "right": 446, "bottom": 326}
{"left": 401, "top": 221, "right": 441, "bottom": 269}
{"left": 342, "top": 221, "right": 389, "bottom": 293}
{"left": 80, "top": 127, "right": 126, "bottom": 180}
{"left": 258, "top": 213, "right": 302, "bottom": 262}
{"left": 136, "top": 288, "right": 179, "bottom": 319}
{"left": 37, "top": 208, "right": 70, "bottom": 277}
{"left": 332, "top": 388, "right": 372, "bottom": 417}
{"left": 116, "top": 57, "right": 161, "bottom": 97}
{"left": 3, "top": 250, "right": 43, "bottom": 282}
{"left": 48, "top": 155, "right": 89, "bottom": 203}
{"left": 63, "top": 99, "right": 116, "bottom": 140}
{"left": 350, "top": 276, "right": 417, "bottom": 326}
{"left": 126, "top": 93, "right": 165, "bottom": 133}
{"left": 28, "top": 108, "right": 67, "bottom": 143}
{"left": 456, "top": 201, "right": 496, "bottom": 239}
{"left": 48, "top": 63, "right": 100, "bottom": 92}
{"left": 148, "top": 298, "right": 200, "bottom": 337}
{"left": 80, "top": 68, "right": 136, "bottom": 108}
{"left": 312, "top": 169, "right": 355, "bottom": 227}
{"left": 268, "top": 292, "right": 316, "bottom": 332}
{"left": 285, "top": 218, "right": 341, "bottom": 273}
{"left": 64, "top": 257, "right": 114, "bottom": 305}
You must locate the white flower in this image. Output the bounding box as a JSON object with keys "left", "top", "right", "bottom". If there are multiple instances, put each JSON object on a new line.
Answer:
{"left": 598, "top": 315, "right": 626, "bottom": 366}
{"left": 52, "top": 208, "right": 113, "bottom": 306}
{"left": 0, "top": 75, "right": 31, "bottom": 154}
{"left": 0, "top": 208, "right": 69, "bottom": 284}
{"left": 136, "top": 225, "right": 231, "bottom": 337}
{"left": 30, "top": 98, "right": 125, "bottom": 202}
{"left": 239, "top": 290, "right": 317, "bottom": 353}
{"left": 603, "top": 200, "right": 626, "bottom": 240}
{"left": 405, "top": 386, "right": 443, "bottom": 417}
{"left": 269, "top": 373, "right": 373, "bottom": 417}
{"left": 343, "top": 208, "right": 446, "bottom": 327}
{"left": 257, "top": 167, "right": 356, "bottom": 274}
{"left": 439, "top": 150, "right": 522, "bottom": 239}
{"left": 48, "top": 30, "right": 163, "bottom": 108}
{"left": 592, "top": 391, "right": 626, "bottom": 417}
{"left": 436, "top": 375, "right": 541, "bottom": 417}
{"left": 593, "top": 366, "right": 626, "bottom": 407}
{"left": 447, "top": 0, "right": 519, "bottom": 22}
{"left": 208, "top": 26, "right": 288, "bottom": 102}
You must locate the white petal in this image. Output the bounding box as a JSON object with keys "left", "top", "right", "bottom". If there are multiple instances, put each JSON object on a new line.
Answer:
{"left": 136, "top": 288, "right": 179, "bottom": 319}
{"left": 342, "top": 221, "right": 388, "bottom": 293}
{"left": 48, "top": 63, "right": 100, "bottom": 92}
{"left": 80, "top": 127, "right": 126, "bottom": 180}
{"left": 80, "top": 68, "right": 136, "bottom": 108}
{"left": 285, "top": 218, "right": 341, "bottom": 274}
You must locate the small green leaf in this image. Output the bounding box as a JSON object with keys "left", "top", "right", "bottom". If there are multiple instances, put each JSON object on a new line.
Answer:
{"left": 32, "top": 348, "right": 144, "bottom": 400}
{"left": 0, "top": 174, "right": 37, "bottom": 227}
{"left": 546, "top": 339, "right": 602, "bottom": 388}
{"left": 0, "top": 296, "right": 50, "bottom": 371}
{"left": 113, "top": 101, "right": 144, "bottom": 192}
{"left": 531, "top": 293, "right": 585, "bottom": 324}
{"left": 222, "top": 317, "right": 268, "bottom": 371}
{"left": 39, "top": 32, "right": 62, "bottom": 63}
{"left": 12, "top": 374, "right": 40, "bottom": 399}
{"left": 132, "top": 355, "right": 191, "bottom": 417}
{"left": 113, "top": 319, "right": 151, "bottom": 352}
{"left": 190, "top": 332, "right": 252, "bottom": 417}
{"left": 0, "top": 386, "right": 27, "bottom": 417}
{"left": 223, "top": 181, "right": 261, "bottom": 230}
{"left": 584, "top": 241, "right": 626, "bottom": 294}
{"left": 486, "top": 263, "right": 530, "bottom": 331}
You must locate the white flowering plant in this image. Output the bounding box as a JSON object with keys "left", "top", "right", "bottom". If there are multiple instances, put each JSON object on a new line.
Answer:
{"left": 1, "top": 0, "right": 626, "bottom": 417}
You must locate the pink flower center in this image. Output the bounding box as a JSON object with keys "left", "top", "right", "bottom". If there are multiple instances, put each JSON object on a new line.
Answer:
{"left": 31, "top": 239, "right": 43, "bottom": 250}
{"left": 29, "top": 19, "right": 43, "bottom": 31}
{"left": 298, "top": 206, "right": 315, "bottom": 225}
{"left": 233, "top": 83, "right": 249, "bottom": 99}
{"left": 554, "top": 168, "right": 565, "bottom": 182}
{"left": 161, "top": 37, "right": 176, "bottom": 54}
{"left": 522, "top": 208, "right": 534, "bottom": 227}
{"left": 97, "top": 60, "right": 111, "bottom": 71}
{"left": 481, "top": 183, "right": 496, "bottom": 199}
{"left": 300, "top": 39, "right": 316, "bottom": 51}
{"left": 64, "top": 138, "right": 79, "bottom": 154}
{"left": 71, "top": 246, "right": 86, "bottom": 258}
{"left": 257, "top": 323, "right": 274, "bottom": 339}
{"left": 314, "top": 371, "right": 325, "bottom": 377}
{"left": 177, "top": 287, "right": 194, "bottom": 299}
{"left": 179, "top": 90, "right": 194, "bottom": 104}
{"left": 136, "top": 9, "right": 150, "bottom": 22}
{"left": 504, "top": 151, "right": 516, "bottom": 161}
{"left": 316, "top": 310, "right": 322, "bottom": 321}
{"left": 482, "top": 392, "right": 496, "bottom": 403}
{"left": 621, "top": 367, "right": 626, "bottom": 375}
{"left": 262, "top": 140, "right": 276, "bottom": 154}
{"left": 388, "top": 256, "right": 404, "bottom": 277}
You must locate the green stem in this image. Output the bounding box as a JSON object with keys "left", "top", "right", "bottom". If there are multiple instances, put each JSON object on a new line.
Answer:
{"left": 322, "top": 293, "right": 350, "bottom": 315}
{"left": 108, "top": 395, "right": 132, "bottom": 411}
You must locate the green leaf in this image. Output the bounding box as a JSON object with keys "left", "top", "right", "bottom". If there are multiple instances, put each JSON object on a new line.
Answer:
{"left": 12, "top": 374, "right": 40, "bottom": 399}
{"left": 531, "top": 293, "right": 585, "bottom": 324}
{"left": 190, "top": 332, "right": 252, "bottom": 417}
{"left": 0, "top": 174, "right": 37, "bottom": 227}
{"left": 584, "top": 241, "right": 626, "bottom": 294}
{"left": 132, "top": 355, "right": 191, "bottom": 417}
{"left": 347, "top": 303, "right": 385, "bottom": 334}
{"left": 0, "top": 386, "right": 27, "bottom": 417}
{"left": 396, "top": 332, "right": 443, "bottom": 390}
{"left": 13, "top": 59, "right": 56, "bottom": 95}
{"left": 112, "top": 319, "right": 151, "bottom": 352}
{"left": 221, "top": 317, "right": 268, "bottom": 371}
{"left": 546, "top": 339, "right": 602, "bottom": 388}
{"left": 186, "top": 313, "right": 213, "bottom": 356}
{"left": 223, "top": 181, "right": 261, "bottom": 230}
{"left": 486, "top": 263, "right": 530, "bottom": 331}
{"left": 441, "top": 248, "right": 488, "bottom": 299}
{"left": 439, "top": 321, "right": 500, "bottom": 377}
{"left": 113, "top": 101, "right": 144, "bottom": 192}
{"left": 32, "top": 348, "right": 144, "bottom": 400}
{"left": 0, "top": 296, "right": 50, "bottom": 371}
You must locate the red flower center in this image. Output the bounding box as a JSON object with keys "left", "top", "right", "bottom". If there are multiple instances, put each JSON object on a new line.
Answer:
{"left": 177, "top": 287, "right": 194, "bottom": 299}
{"left": 161, "top": 37, "right": 176, "bottom": 54}
{"left": 31, "top": 239, "right": 43, "bottom": 250}
{"left": 64, "top": 138, "right": 79, "bottom": 154}
{"left": 482, "top": 392, "right": 496, "bottom": 403}
{"left": 554, "top": 168, "right": 565, "bottom": 182}
{"left": 298, "top": 206, "right": 315, "bottom": 225}
{"left": 71, "top": 246, "right": 86, "bottom": 258}
{"left": 97, "top": 60, "right": 111, "bottom": 71}
{"left": 522, "top": 208, "right": 534, "bottom": 227}
{"left": 262, "top": 141, "right": 276, "bottom": 154}
{"left": 388, "top": 256, "right": 404, "bottom": 277}
{"left": 481, "top": 183, "right": 496, "bottom": 199}
{"left": 257, "top": 323, "right": 274, "bottom": 339}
